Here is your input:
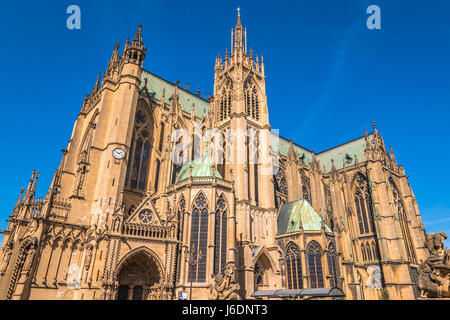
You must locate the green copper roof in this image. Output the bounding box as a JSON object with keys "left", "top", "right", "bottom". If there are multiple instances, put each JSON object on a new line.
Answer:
{"left": 317, "top": 135, "right": 371, "bottom": 172}
{"left": 177, "top": 155, "right": 223, "bottom": 182}
{"left": 141, "top": 70, "right": 210, "bottom": 118}
{"left": 277, "top": 199, "right": 332, "bottom": 236}
{"left": 271, "top": 131, "right": 372, "bottom": 173}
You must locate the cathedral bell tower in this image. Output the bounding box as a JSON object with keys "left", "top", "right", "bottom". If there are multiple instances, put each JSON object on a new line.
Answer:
{"left": 57, "top": 25, "right": 147, "bottom": 226}
{"left": 212, "top": 10, "right": 278, "bottom": 297}
{"left": 212, "top": 9, "right": 273, "bottom": 208}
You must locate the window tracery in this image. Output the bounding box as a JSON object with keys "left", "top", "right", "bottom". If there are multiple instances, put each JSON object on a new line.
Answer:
{"left": 244, "top": 78, "right": 260, "bottom": 121}
{"left": 125, "top": 105, "right": 153, "bottom": 191}
{"left": 307, "top": 241, "right": 324, "bottom": 288}
{"left": 189, "top": 193, "right": 209, "bottom": 283}
{"left": 219, "top": 79, "right": 233, "bottom": 121}
{"left": 285, "top": 242, "right": 302, "bottom": 289}
{"left": 213, "top": 195, "right": 228, "bottom": 275}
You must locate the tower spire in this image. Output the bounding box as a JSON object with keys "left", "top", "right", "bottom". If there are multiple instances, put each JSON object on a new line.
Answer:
{"left": 233, "top": 7, "right": 244, "bottom": 51}
{"left": 132, "top": 24, "right": 143, "bottom": 47}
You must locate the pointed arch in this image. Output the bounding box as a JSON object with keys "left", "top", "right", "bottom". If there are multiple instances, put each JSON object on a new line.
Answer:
{"left": 244, "top": 77, "right": 260, "bottom": 121}
{"left": 125, "top": 101, "right": 155, "bottom": 191}
{"left": 189, "top": 191, "right": 209, "bottom": 283}
{"left": 306, "top": 240, "right": 324, "bottom": 288}
{"left": 301, "top": 174, "right": 311, "bottom": 203}
{"left": 327, "top": 242, "right": 340, "bottom": 288}
{"left": 76, "top": 109, "right": 99, "bottom": 164}
{"left": 352, "top": 172, "right": 375, "bottom": 235}
{"left": 285, "top": 242, "right": 302, "bottom": 289}
{"left": 361, "top": 243, "right": 367, "bottom": 261}
{"left": 6, "top": 238, "right": 38, "bottom": 300}
{"left": 114, "top": 246, "right": 164, "bottom": 300}
{"left": 253, "top": 249, "right": 276, "bottom": 290}
{"left": 389, "top": 177, "right": 417, "bottom": 264}
{"left": 213, "top": 193, "right": 228, "bottom": 275}
{"left": 219, "top": 78, "right": 233, "bottom": 121}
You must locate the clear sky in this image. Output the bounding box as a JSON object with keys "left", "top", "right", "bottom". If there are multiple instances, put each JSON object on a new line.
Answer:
{"left": 0, "top": 0, "right": 449, "bottom": 247}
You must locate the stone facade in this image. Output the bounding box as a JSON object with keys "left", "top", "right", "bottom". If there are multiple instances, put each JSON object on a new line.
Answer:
{"left": 0, "top": 13, "right": 443, "bottom": 300}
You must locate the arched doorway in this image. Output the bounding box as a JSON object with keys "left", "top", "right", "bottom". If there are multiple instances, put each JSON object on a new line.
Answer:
{"left": 115, "top": 249, "right": 163, "bottom": 300}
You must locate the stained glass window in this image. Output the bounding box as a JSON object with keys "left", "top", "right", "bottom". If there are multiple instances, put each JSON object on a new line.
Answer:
{"left": 354, "top": 174, "right": 375, "bottom": 235}
{"left": 213, "top": 196, "right": 228, "bottom": 275}
{"left": 327, "top": 243, "right": 340, "bottom": 288}
{"left": 125, "top": 104, "right": 153, "bottom": 191}
{"left": 189, "top": 193, "right": 209, "bottom": 283}
{"left": 307, "top": 241, "right": 324, "bottom": 288}
{"left": 390, "top": 178, "right": 416, "bottom": 264}
{"left": 138, "top": 209, "right": 152, "bottom": 224}
{"left": 285, "top": 242, "right": 302, "bottom": 289}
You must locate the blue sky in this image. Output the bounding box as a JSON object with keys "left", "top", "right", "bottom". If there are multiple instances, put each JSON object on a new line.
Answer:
{"left": 0, "top": 0, "right": 449, "bottom": 247}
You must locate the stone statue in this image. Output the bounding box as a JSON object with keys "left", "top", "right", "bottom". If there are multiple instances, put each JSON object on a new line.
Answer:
{"left": 418, "top": 232, "right": 450, "bottom": 298}
{"left": 0, "top": 243, "right": 13, "bottom": 275}
{"left": 209, "top": 262, "right": 241, "bottom": 300}
{"left": 84, "top": 245, "right": 94, "bottom": 271}
{"left": 22, "top": 245, "right": 36, "bottom": 274}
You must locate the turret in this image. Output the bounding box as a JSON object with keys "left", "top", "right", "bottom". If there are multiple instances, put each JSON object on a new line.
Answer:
{"left": 123, "top": 24, "right": 146, "bottom": 67}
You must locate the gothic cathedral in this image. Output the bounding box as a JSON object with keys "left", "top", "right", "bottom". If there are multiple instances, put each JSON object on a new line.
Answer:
{"left": 0, "top": 12, "right": 446, "bottom": 300}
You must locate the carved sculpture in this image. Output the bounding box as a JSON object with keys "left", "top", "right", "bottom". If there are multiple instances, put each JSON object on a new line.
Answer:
{"left": 418, "top": 232, "right": 450, "bottom": 298}
{"left": 209, "top": 262, "right": 241, "bottom": 300}
{"left": 0, "top": 243, "right": 13, "bottom": 275}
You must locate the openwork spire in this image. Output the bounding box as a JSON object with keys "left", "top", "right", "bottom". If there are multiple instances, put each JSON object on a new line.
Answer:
{"left": 233, "top": 7, "right": 245, "bottom": 52}
{"left": 132, "top": 24, "right": 143, "bottom": 47}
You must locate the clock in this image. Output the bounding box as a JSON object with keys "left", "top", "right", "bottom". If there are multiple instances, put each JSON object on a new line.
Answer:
{"left": 112, "top": 148, "right": 126, "bottom": 160}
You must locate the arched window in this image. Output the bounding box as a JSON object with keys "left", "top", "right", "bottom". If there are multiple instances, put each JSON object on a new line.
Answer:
{"left": 125, "top": 104, "right": 153, "bottom": 191}
{"left": 154, "top": 159, "right": 161, "bottom": 192}
{"left": 371, "top": 241, "right": 378, "bottom": 261}
{"left": 324, "top": 185, "right": 334, "bottom": 231}
{"left": 274, "top": 168, "right": 288, "bottom": 209}
{"left": 275, "top": 169, "right": 288, "bottom": 195}
{"left": 354, "top": 174, "right": 375, "bottom": 234}
{"left": 213, "top": 195, "right": 228, "bottom": 275}
{"left": 366, "top": 243, "right": 372, "bottom": 261}
{"left": 158, "top": 122, "right": 165, "bottom": 152}
{"left": 327, "top": 243, "right": 340, "bottom": 288}
{"left": 390, "top": 178, "right": 416, "bottom": 264}
{"left": 302, "top": 176, "right": 311, "bottom": 203}
{"left": 307, "top": 241, "right": 324, "bottom": 288}
{"left": 244, "top": 79, "right": 260, "bottom": 121}
{"left": 219, "top": 79, "right": 233, "bottom": 121}
{"left": 361, "top": 243, "right": 367, "bottom": 261}
{"left": 176, "top": 196, "right": 186, "bottom": 283}
{"left": 285, "top": 242, "right": 303, "bottom": 289}
{"left": 254, "top": 263, "right": 264, "bottom": 285}
{"left": 189, "top": 193, "right": 209, "bottom": 283}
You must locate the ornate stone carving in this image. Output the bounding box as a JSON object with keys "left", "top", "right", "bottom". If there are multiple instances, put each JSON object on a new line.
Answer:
{"left": 209, "top": 262, "right": 241, "bottom": 300}
{"left": 418, "top": 232, "right": 450, "bottom": 298}
{"left": 0, "top": 243, "right": 13, "bottom": 275}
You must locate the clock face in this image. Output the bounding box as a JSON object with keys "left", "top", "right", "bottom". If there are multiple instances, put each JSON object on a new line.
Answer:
{"left": 112, "top": 148, "right": 125, "bottom": 159}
